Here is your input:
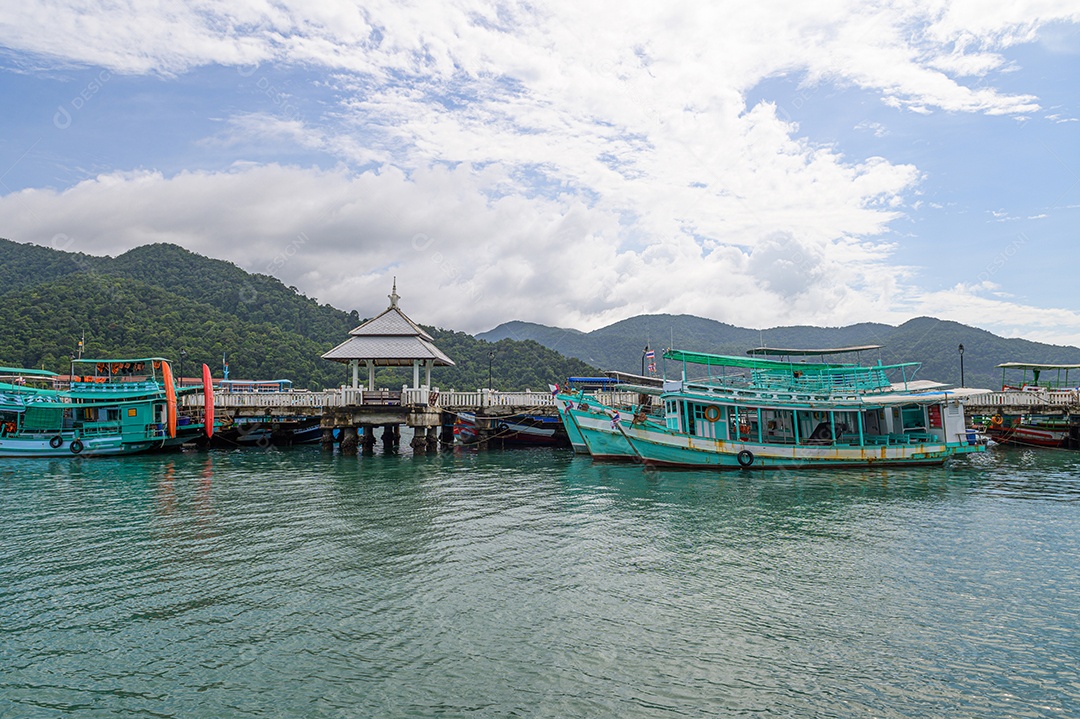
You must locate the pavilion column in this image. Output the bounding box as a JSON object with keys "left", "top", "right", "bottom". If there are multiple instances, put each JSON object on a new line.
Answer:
{"left": 425, "top": 359, "right": 432, "bottom": 388}
{"left": 412, "top": 359, "right": 420, "bottom": 389}
{"left": 350, "top": 359, "right": 359, "bottom": 389}
{"left": 366, "top": 360, "right": 375, "bottom": 391}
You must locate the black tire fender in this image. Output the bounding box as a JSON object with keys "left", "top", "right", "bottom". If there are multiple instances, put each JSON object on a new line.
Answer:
{"left": 736, "top": 449, "right": 754, "bottom": 468}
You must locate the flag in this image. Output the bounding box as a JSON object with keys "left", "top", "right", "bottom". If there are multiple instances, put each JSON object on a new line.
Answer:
{"left": 644, "top": 349, "right": 655, "bottom": 361}
{"left": 611, "top": 410, "right": 621, "bottom": 429}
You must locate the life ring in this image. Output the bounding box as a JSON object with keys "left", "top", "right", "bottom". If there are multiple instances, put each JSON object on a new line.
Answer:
{"left": 49, "top": 435, "right": 63, "bottom": 449}
{"left": 736, "top": 449, "right": 754, "bottom": 468}
{"left": 813, "top": 411, "right": 825, "bottom": 421}
{"left": 990, "top": 415, "right": 1003, "bottom": 427}
{"left": 704, "top": 405, "right": 721, "bottom": 422}
{"left": 70, "top": 439, "right": 83, "bottom": 454}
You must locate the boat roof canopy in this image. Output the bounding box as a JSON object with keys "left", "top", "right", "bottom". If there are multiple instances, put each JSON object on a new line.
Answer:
{"left": 747, "top": 345, "right": 883, "bottom": 357}
{"left": 75, "top": 357, "right": 171, "bottom": 364}
{"left": 0, "top": 366, "right": 58, "bottom": 377}
{"left": 996, "top": 362, "right": 1080, "bottom": 371}
{"left": 666, "top": 348, "right": 847, "bottom": 371}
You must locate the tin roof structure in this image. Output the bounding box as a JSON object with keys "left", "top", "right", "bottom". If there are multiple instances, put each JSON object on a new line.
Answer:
{"left": 321, "top": 282, "right": 455, "bottom": 367}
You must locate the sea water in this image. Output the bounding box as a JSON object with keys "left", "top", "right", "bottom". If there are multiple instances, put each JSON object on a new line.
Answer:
{"left": 1, "top": 437, "right": 1077, "bottom": 718}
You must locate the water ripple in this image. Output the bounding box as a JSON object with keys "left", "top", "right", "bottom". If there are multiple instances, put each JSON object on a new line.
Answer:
{"left": 1, "top": 446, "right": 1078, "bottom": 717}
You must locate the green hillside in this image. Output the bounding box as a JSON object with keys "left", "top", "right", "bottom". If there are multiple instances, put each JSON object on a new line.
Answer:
{"left": 480, "top": 314, "right": 1080, "bottom": 391}
{"left": 0, "top": 238, "right": 598, "bottom": 390}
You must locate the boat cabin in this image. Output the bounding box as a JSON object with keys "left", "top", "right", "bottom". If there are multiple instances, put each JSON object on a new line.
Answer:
{"left": 658, "top": 347, "right": 973, "bottom": 447}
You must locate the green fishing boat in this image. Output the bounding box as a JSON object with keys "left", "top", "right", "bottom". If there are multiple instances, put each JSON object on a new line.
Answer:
{"left": 0, "top": 358, "right": 212, "bottom": 457}
{"left": 577, "top": 346, "right": 988, "bottom": 470}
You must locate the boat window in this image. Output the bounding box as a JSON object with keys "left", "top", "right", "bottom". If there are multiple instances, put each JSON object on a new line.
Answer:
{"left": 682, "top": 401, "right": 695, "bottom": 436}
{"left": 732, "top": 406, "right": 759, "bottom": 442}
{"left": 801, "top": 409, "right": 834, "bottom": 445}
{"left": 900, "top": 405, "right": 925, "bottom": 431}
{"left": 761, "top": 408, "right": 796, "bottom": 444}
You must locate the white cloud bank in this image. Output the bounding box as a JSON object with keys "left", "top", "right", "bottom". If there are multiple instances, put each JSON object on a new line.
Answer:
{"left": 3, "top": 1, "right": 1080, "bottom": 341}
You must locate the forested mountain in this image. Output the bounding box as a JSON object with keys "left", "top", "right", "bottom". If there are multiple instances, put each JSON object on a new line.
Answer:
{"left": 8, "top": 235, "right": 1075, "bottom": 394}
{"left": 0, "top": 238, "right": 597, "bottom": 390}
{"left": 480, "top": 314, "right": 1080, "bottom": 391}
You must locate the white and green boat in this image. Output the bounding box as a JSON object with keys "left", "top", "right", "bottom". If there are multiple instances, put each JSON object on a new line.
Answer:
{"left": 587, "top": 346, "right": 987, "bottom": 470}
{"left": 0, "top": 358, "right": 212, "bottom": 457}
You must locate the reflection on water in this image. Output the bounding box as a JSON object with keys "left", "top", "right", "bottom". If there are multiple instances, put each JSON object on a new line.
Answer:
{"left": 0, "top": 444, "right": 1077, "bottom": 718}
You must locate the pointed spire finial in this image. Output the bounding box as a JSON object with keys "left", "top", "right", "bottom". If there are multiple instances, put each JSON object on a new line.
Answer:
{"left": 389, "top": 277, "right": 400, "bottom": 308}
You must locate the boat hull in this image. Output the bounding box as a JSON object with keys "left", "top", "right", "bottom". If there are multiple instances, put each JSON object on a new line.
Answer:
{"left": 621, "top": 422, "right": 982, "bottom": 470}
{"left": 984, "top": 423, "right": 1069, "bottom": 448}
{"left": 566, "top": 403, "right": 636, "bottom": 461}
{"left": 551, "top": 392, "right": 588, "bottom": 454}
{"left": 0, "top": 434, "right": 164, "bottom": 458}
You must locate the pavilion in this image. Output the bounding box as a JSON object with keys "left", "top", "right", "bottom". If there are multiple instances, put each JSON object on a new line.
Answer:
{"left": 321, "top": 282, "right": 455, "bottom": 392}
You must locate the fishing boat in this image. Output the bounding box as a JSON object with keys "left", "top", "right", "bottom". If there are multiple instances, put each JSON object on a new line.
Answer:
{"left": 214, "top": 417, "right": 323, "bottom": 447}
{"left": 978, "top": 362, "right": 1080, "bottom": 448}
{"left": 584, "top": 346, "right": 987, "bottom": 470}
{"left": 452, "top": 411, "right": 562, "bottom": 446}
{"left": 552, "top": 377, "right": 662, "bottom": 460}
{"left": 563, "top": 394, "right": 637, "bottom": 460}
{"left": 0, "top": 358, "right": 213, "bottom": 457}
{"left": 550, "top": 385, "right": 587, "bottom": 453}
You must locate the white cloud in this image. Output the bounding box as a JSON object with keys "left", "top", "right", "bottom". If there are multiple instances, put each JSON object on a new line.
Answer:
{"left": 2, "top": 2, "right": 1080, "bottom": 341}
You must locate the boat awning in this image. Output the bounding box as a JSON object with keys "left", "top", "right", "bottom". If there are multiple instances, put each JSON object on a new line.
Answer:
{"left": 860, "top": 387, "right": 994, "bottom": 405}
{"left": 996, "top": 362, "right": 1080, "bottom": 370}
{"left": 602, "top": 371, "right": 665, "bottom": 388}
{"left": 0, "top": 366, "right": 58, "bottom": 377}
{"left": 746, "top": 345, "right": 883, "bottom": 357}
{"left": 666, "top": 348, "right": 845, "bottom": 371}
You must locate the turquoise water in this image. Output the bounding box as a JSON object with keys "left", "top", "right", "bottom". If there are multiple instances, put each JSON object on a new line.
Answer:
{"left": 2, "top": 438, "right": 1078, "bottom": 718}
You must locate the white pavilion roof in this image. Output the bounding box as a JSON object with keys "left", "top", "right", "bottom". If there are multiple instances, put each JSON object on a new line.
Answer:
{"left": 321, "top": 283, "right": 455, "bottom": 367}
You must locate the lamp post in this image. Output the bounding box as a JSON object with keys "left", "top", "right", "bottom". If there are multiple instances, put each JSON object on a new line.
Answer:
{"left": 179, "top": 348, "right": 187, "bottom": 388}
{"left": 642, "top": 345, "right": 648, "bottom": 376}
{"left": 488, "top": 350, "right": 495, "bottom": 391}
{"left": 958, "top": 344, "right": 965, "bottom": 388}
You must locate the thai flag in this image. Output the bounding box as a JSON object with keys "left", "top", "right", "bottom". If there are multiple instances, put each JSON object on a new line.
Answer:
{"left": 611, "top": 410, "right": 621, "bottom": 429}
{"left": 644, "top": 349, "right": 655, "bottom": 361}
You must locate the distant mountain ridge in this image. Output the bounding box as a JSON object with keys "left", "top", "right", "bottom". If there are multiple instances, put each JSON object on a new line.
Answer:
{"left": 0, "top": 238, "right": 598, "bottom": 390}
{"left": 479, "top": 314, "right": 1080, "bottom": 391}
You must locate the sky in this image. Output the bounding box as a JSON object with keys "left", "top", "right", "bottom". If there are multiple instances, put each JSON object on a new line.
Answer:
{"left": 2, "top": 2, "right": 1080, "bottom": 345}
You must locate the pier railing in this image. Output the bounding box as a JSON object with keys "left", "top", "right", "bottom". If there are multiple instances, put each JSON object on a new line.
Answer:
{"left": 964, "top": 389, "right": 1080, "bottom": 409}
{"left": 182, "top": 387, "right": 647, "bottom": 412}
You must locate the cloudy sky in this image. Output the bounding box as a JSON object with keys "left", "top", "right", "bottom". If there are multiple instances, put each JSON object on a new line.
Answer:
{"left": 2, "top": 2, "right": 1080, "bottom": 344}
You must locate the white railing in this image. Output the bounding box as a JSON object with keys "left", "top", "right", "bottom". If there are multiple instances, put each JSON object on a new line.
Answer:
{"left": 428, "top": 389, "right": 555, "bottom": 409}
{"left": 965, "top": 390, "right": 1080, "bottom": 408}
{"left": 183, "top": 391, "right": 330, "bottom": 408}
{"left": 180, "top": 387, "right": 645, "bottom": 411}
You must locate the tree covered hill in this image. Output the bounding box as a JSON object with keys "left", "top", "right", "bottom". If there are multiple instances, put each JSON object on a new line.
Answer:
{"left": 0, "top": 238, "right": 597, "bottom": 390}
{"left": 480, "top": 314, "right": 1080, "bottom": 391}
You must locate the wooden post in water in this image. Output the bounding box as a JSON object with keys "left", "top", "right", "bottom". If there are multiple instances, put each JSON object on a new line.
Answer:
{"left": 340, "top": 426, "right": 358, "bottom": 454}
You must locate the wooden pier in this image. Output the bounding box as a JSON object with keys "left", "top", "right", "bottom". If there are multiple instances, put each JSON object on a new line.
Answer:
{"left": 182, "top": 388, "right": 642, "bottom": 452}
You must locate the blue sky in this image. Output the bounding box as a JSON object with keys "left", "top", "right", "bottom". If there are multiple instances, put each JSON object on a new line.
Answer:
{"left": 2, "top": 2, "right": 1080, "bottom": 346}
